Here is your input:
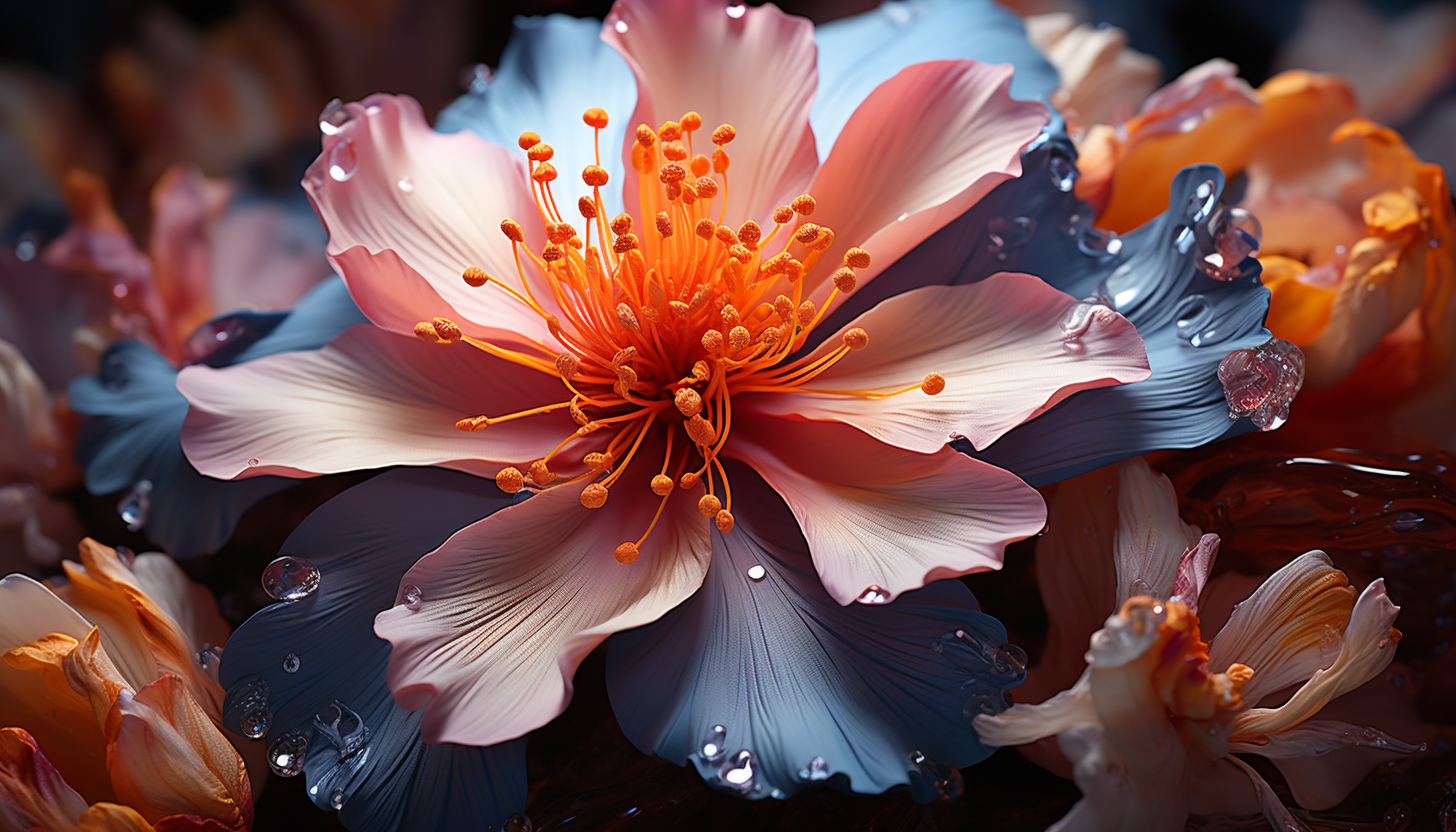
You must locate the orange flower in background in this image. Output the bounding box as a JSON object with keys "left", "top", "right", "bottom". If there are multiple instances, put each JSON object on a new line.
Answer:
{"left": 0, "top": 539, "right": 251, "bottom": 831}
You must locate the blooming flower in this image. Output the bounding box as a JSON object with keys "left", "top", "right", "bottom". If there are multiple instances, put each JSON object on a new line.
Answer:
{"left": 0, "top": 538, "right": 252, "bottom": 830}
{"left": 975, "top": 458, "right": 1423, "bottom": 831}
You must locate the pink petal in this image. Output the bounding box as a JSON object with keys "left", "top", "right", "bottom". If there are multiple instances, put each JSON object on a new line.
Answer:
{"left": 1171, "top": 534, "right": 1220, "bottom": 611}
{"left": 0, "top": 727, "right": 89, "bottom": 832}
{"left": 303, "top": 95, "right": 556, "bottom": 345}
{"left": 374, "top": 471, "right": 711, "bottom": 746}
{"left": 1112, "top": 456, "right": 1203, "bottom": 603}
{"left": 147, "top": 166, "right": 230, "bottom": 337}
{"left": 602, "top": 0, "right": 818, "bottom": 225}
{"left": 207, "top": 204, "right": 329, "bottom": 314}
{"left": 728, "top": 416, "right": 1044, "bottom": 605}
{"left": 178, "top": 324, "right": 578, "bottom": 480}
{"left": 802, "top": 61, "right": 1048, "bottom": 311}
{"left": 741, "top": 275, "right": 1148, "bottom": 454}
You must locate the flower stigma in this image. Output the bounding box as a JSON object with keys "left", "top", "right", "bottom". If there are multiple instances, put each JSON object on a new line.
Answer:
{"left": 415, "top": 107, "right": 946, "bottom": 562}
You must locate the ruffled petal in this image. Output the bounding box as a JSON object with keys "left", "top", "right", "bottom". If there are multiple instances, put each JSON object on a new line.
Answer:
{"left": 1229, "top": 719, "right": 1422, "bottom": 810}
{"left": 812, "top": 0, "right": 1059, "bottom": 156}
{"left": 602, "top": 0, "right": 818, "bottom": 225}
{"left": 728, "top": 416, "right": 1044, "bottom": 606}
{"left": 436, "top": 14, "right": 638, "bottom": 219}
{"left": 802, "top": 61, "right": 1047, "bottom": 312}
{"left": 178, "top": 324, "right": 576, "bottom": 480}
{"left": 607, "top": 464, "right": 1019, "bottom": 799}
{"left": 0, "top": 727, "right": 89, "bottom": 832}
{"left": 302, "top": 94, "right": 555, "bottom": 345}
{"left": 745, "top": 275, "right": 1146, "bottom": 454}
{"left": 374, "top": 465, "right": 711, "bottom": 746}
{"left": 974, "top": 674, "right": 1096, "bottom": 748}
{"left": 218, "top": 468, "right": 526, "bottom": 831}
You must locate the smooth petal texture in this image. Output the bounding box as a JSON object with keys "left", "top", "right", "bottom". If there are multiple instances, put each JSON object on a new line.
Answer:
{"left": 802, "top": 61, "right": 1048, "bottom": 310}
{"left": 974, "top": 675, "right": 1096, "bottom": 748}
{"left": 1111, "top": 457, "right": 1202, "bottom": 603}
{"left": 746, "top": 275, "right": 1146, "bottom": 455}
{"left": 303, "top": 94, "right": 554, "bottom": 345}
{"left": 0, "top": 727, "right": 89, "bottom": 832}
{"left": 207, "top": 200, "right": 330, "bottom": 316}
{"left": 0, "top": 339, "right": 64, "bottom": 484}
{"left": 1225, "top": 755, "right": 1310, "bottom": 832}
{"left": 602, "top": 0, "right": 818, "bottom": 225}
{"left": 728, "top": 416, "right": 1044, "bottom": 606}
{"left": 1207, "top": 551, "right": 1355, "bottom": 705}
{"left": 436, "top": 14, "right": 637, "bottom": 219}
{"left": 147, "top": 166, "right": 226, "bottom": 340}
{"left": 219, "top": 468, "right": 527, "bottom": 832}
{"left": 179, "top": 323, "right": 576, "bottom": 480}
{"left": 608, "top": 464, "right": 1018, "bottom": 799}
{"left": 375, "top": 466, "right": 711, "bottom": 746}
{"left": 812, "top": 0, "right": 1060, "bottom": 155}
{"left": 0, "top": 249, "right": 110, "bottom": 389}
{"left": 1025, "top": 14, "right": 1161, "bottom": 130}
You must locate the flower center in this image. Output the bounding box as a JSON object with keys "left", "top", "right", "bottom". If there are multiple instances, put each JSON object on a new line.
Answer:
{"left": 414, "top": 106, "right": 943, "bottom": 562}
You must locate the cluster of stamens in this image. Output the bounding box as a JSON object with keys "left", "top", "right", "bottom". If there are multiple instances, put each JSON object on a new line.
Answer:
{"left": 413, "top": 106, "right": 945, "bottom": 563}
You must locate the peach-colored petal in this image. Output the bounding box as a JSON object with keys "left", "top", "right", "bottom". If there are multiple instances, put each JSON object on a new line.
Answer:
{"left": 0, "top": 727, "right": 89, "bottom": 832}
{"left": 1224, "top": 755, "right": 1308, "bottom": 832}
{"left": 742, "top": 276, "right": 1147, "bottom": 454}
{"left": 1024, "top": 13, "right": 1161, "bottom": 129}
{"left": 0, "top": 339, "right": 65, "bottom": 485}
{"left": 1111, "top": 457, "right": 1202, "bottom": 603}
{"left": 1230, "top": 719, "right": 1420, "bottom": 811}
{"left": 147, "top": 166, "right": 230, "bottom": 341}
{"left": 602, "top": 0, "right": 818, "bottom": 227}
{"left": 801, "top": 62, "right": 1048, "bottom": 311}
{"left": 375, "top": 467, "right": 711, "bottom": 746}
{"left": 302, "top": 94, "right": 555, "bottom": 346}
{"left": 179, "top": 323, "right": 579, "bottom": 481}
{"left": 77, "top": 802, "right": 155, "bottom": 831}
{"left": 727, "top": 416, "right": 1044, "bottom": 606}
{"left": 207, "top": 203, "right": 329, "bottom": 315}
{"left": 974, "top": 673, "right": 1096, "bottom": 747}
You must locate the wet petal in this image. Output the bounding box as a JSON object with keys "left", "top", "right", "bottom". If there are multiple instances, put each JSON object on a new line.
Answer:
{"left": 219, "top": 468, "right": 527, "bottom": 831}
{"left": 303, "top": 94, "right": 555, "bottom": 345}
{"left": 602, "top": 0, "right": 818, "bottom": 225}
{"left": 608, "top": 465, "right": 1017, "bottom": 799}
{"left": 812, "top": 0, "right": 1059, "bottom": 155}
{"left": 178, "top": 324, "right": 575, "bottom": 480}
{"left": 747, "top": 275, "right": 1146, "bottom": 455}
{"left": 728, "top": 416, "right": 1044, "bottom": 606}
{"left": 437, "top": 14, "right": 637, "bottom": 219}
{"left": 375, "top": 463, "right": 711, "bottom": 746}
{"left": 0, "top": 727, "right": 89, "bottom": 832}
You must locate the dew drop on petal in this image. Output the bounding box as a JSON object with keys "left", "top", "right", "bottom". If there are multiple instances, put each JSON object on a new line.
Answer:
{"left": 719, "top": 750, "right": 756, "bottom": 792}
{"left": 614, "top": 19, "right": 628, "bottom": 32}
{"left": 1197, "top": 207, "right": 1263, "bottom": 281}
{"left": 502, "top": 814, "right": 533, "bottom": 832}
{"left": 1062, "top": 340, "right": 1085, "bottom": 355}
{"left": 857, "top": 585, "right": 891, "bottom": 604}
{"left": 799, "top": 756, "right": 829, "bottom": 781}
{"left": 313, "top": 700, "right": 370, "bottom": 761}
{"left": 114, "top": 545, "right": 136, "bottom": 567}
{"left": 195, "top": 645, "right": 221, "bottom": 671}
{"left": 223, "top": 677, "right": 270, "bottom": 738}
{"left": 1384, "top": 802, "right": 1411, "bottom": 832}
{"left": 282, "top": 653, "right": 301, "bottom": 674}
{"left": 459, "top": 63, "right": 492, "bottom": 94}
{"left": 240, "top": 709, "right": 273, "bottom": 740}
{"left": 267, "top": 729, "right": 309, "bottom": 777}
{"left": 328, "top": 139, "right": 357, "bottom": 182}
{"left": 403, "top": 584, "right": 422, "bottom": 610}
{"left": 397, "top": 176, "right": 414, "bottom": 193}
{"left": 1047, "top": 152, "right": 1078, "bottom": 192}
{"left": 261, "top": 556, "right": 321, "bottom": 602}
{"left": 117, "top": 480, "right": 152, "bottom": 532}
{"left": 329, "top": 789, "right": 346, "bottom": 810}
{"left": 319, "top": 98, "right": 350, "bottom": 135}
{"left": 1219, "top": 338, "right": 1305, "bottom": 431}
{"left": 247, "top": 457, "right": 260, "bottom": 467}
{"left": 992, "top": 644, "right": 1028, "bottom": 679}
{"left": 746, "top": 564, "right": 766, "bottom": 582}
{"left": 725, "top": 2, "right": 746, "bottom": 17}
{"left": 1174, "top": 294, "right": 1214, "bottom": 343}
{"left": 699, "top": 724, "right": 728, "bottom": 762}
{"left": 985, "top": 216, "right": 1036, "bottom": 262}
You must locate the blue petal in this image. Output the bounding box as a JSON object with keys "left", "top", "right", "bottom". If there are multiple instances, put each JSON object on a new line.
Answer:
{"left": 218, "top": 467, "right": 526, "bottom": 832}
{"left": 606, "top": 461, "right": 1023, "bottom": 801}
{"left": 436, "top": 14, "right": 637, "bottom": 217}
{"left": 812, "top": 0, "right": 1061, "bottom": 160}
{"left": 821, "top": 140, "right": 1271, "bottom": 486}
{"left": 66, "top": 277, "right": 366, "bottom": 556}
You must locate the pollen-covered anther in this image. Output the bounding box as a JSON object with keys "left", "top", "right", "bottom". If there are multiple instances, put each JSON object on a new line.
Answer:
{"left": 797, "top": 301, "right": 816, "bottom": 326}
{"left": 832, "top": 267, "right": 856, "bottom": 293}
{"left": 711, "top": 124, "right": 736, "bottom": 145}
{"left": 844, "top": 247, "right": 872, "bottom": 269}
{"left": 615, "top": 542, "right": 640, "bottom": 564}
{"left": 695, "top": 219, "right": 716, "bottom": 240}
{"left": 613, "top": 233, "right": 639, "bottom": 254}
{"left": 773, "top": 205, "right": 794, "bottom": 224}
{"left": 685, "top": 414, "right": 718, "bottom": 445}
{"left": 570, "top": 401, "right": 588, "bottom": 425}
{"left": 611, "top": 214, "right": 633, "bottom": 236}
{"left": 495, "top": 467, "right": 525, "bottom": 493}
{"left": 728, "top": 326, "right": 751, "bottom": 353}
{"left": 424, "top": 318, "right": 459, "bottom": 342}
{"left": 651, "top": 475, "right": 674, "bottom": 496}
{"left": 659, "top": 163, "right": 687, "bottom": 185}
{"left": 759, "top": 326, "right": 781, "bottom": 344}
{"left": 500, "top": 219, "right": 525, "bottom": 242}
{"left": 695, "top": 176, "right": 718, "bottom": 199}
{"left": 580, "top": 483, "right": 609, "bottom": 509}
{"left": 542, "top": 244, "right": 565, "bottom": 262}
{"left": 616, "top": 302, "right": 640, "bottom": 331}
{"left": 783, "top": 259, "right": 804, "bottom": 282}
{"left": 529, "top": 460, "right": 556, "bottom": 486}
{"left": 413, "top": 321, "right": 440, "bottom": 342}
{"left": 773, "top": 295, "right": 794, "bottom": 321}
{"left": 720, "top": 304, "right": 740, "bottom": 327}
{"left": 578, "top": 196, "right": 597, "bottom": 219}
{"left": 698, "top": 494, "right": 723, "bottom": 518}
{"left": 584, "top": 451, "right": 615, "bottom": 471}
{"left": 555, "top": 353, "right": 580, "bottom": 379}
{"left": 517, "top": 131, "right": 540, "bottom": 150}
{"left": 669, "top": 300, "right": 690, "bottom": 316}
{"left": 583, "top": 165, "right": 610, "bottom": 187}
{"left": 612, "top": 346, "right": 637, "bottom": 366}
{"left": 454, "top": 416, "right": 489, "bottom": 432}
{"left": 663, "top": 141, "right": 688, "bottom": 161}
{"left": 794, "top": 223, "right": 822, "bottom": 245}
{"left": 675, "top": 387, "right": 703, "bottom": 417}
{"left": 527, "top": 143, "right": 554, "bottom": 162}
{"left": 701, "top": 330, "right": 724, "bottom": 354}
{"left": 921, "top": 372, "right": 946, "bottom": 395}
{"left": 843, "top": 328, "right": 869, "bottom": 350}
{"left": 576, "top": 421, "right": 603, "bottom": 436}
{"left": 531, "top": 163, "right": 558, "bottom": 183}
{"left": 737, "top": 221, "right": 762, "bottom": 249}
{"left": 715, "top": 510, "right": 735, "bottom": 533}
{"left": 462, "top": 266, "right": 489, "bottom": 287}
{"left": 679, "top": 471, "right": 701, "bottom": 490}
{"left": 660, "top": 121, "right": 682, "bottom": 141}
{"left": 583, "top": 107, "right": 609, "bottom": 129}
{"left": 636, "top": 124, "right": 657, "bottom": 146}
{"left": 656, "top": 212, "right": 673, "bottom": 238}
{"left": 712, "top": 149, "right": 730, "bottom": 173}
{"left": 791, "top": 194, "right": 816, "bottom": 216}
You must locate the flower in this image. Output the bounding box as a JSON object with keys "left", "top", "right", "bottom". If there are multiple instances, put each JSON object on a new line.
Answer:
{"left": 1024, "top": 13, "right": 1161, "bottom": 131}
{"left": 0, "top": 538, "right": 252, "bottom": 830}
{"left": 975, "top": 458, "right": 1424, "bottom": 831}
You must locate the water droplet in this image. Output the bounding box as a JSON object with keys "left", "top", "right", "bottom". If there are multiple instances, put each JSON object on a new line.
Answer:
{"left": 1077, "top": 226, "right": 1122, "bottom": 258}
{"left": 614, "top": 19, "right": 628, "bottom": 33}
{"left": 267, "top": 729, "right": 309, "bottom": 777}
{"left": 117, "top": 480, "right": 152, "bottom": 532}
{"left": 1188, "top": 179, "right": 1218, "bottom": 224}
{"left": 1174, "top": 295, "right": 1214, "bottom": 343}
{"left": 1384, "top": 802, "right": 1411, "bottom": 832}
{"left": 799, "top": 756, "right": 829, "bottom": 781}
{"left": 1219, "top": 338, "right": 1305, "bottom": 431}
{"left": 985, "top": 216, "right": 1036, "bottom": 262}
{"left": 991, "top": 644, "right": 1028, "bottom": 678}
{"left": 502, "top": 814, "right": 533, "bottom": 832}
{"left": 240, "top": 709, "right": 273, "bottom": 740}
{"left": 247, "top": 457, "right": 260, "bottom": 467}
{"left": 328, "top": 139, "right": 357, "bottom": 182}
{"left": 329, "top": 788, "right": 346, "bottom": 810}
{"left": 725, "top": 2, "right": 746, "bottom": 18}
{"left": 1062, "top": 340, "right": 1084, "bottom": 355}
{"left": 282, "top": 653, "right": 300, "bottom": 674}
{"left": 319, "top": 98, "right": 351, "bottom": 135}
{"left": 14, "top": 231, "right": 38, "bottom": 262}
{"left": 261, "top": 556, "right": 321, "bottom": 602}
{"left": 402, "top": 584, "right": 422, "bottom": 610}
{"left": 180, "top": 316, "right": 259, "bottom": 366}
{"left": 719, "top": 749, "right": 756, "bottom": 792}
{"left": 114, "top": 545, "right": 136, "bottom": 567}
{"left": 1197, "top": 207, "right": 1262, "bottom": 280}
{"left": 1390, "top": 511, "right": 1424, "bottom": 532}
{"left": 1047, "top": 152, "right": 1078, "bottom": 192}
{"left": 746, "top": 564, "right": 766, "bottom": 582}
{"left": 857, "top": 585, "right": 891, "bottom": 604}
{"left": 459, "top": 63, "right": 492, "bottom": 94}
{"left": 397, "top": 176, "right": 414, "bottom": 193}
{"left": 1059, "top": 298, "right": 1110, "bottom": 340}
{"left": 314, "top": 700, "right": 369, "bottom": 761}
{"left": 699, "top": 724, "right": 727, "bottom": 762}
{"left": 223, "top": 677, "right": 270, "bottom": 738}
{"left": 909, "top": 750, "right": 964, "bottom": 801}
